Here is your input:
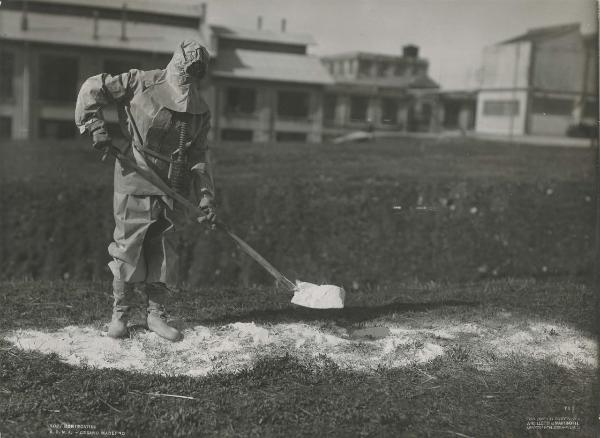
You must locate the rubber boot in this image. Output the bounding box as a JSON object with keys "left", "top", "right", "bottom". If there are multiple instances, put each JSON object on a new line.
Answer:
{"left": 108, "top": 279, "right": 133, "bottom": 339}
{"left": 143, "top": 282, "right": 183, "bottom": 342}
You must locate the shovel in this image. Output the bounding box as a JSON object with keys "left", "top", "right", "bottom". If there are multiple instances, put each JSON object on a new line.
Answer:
{"left": 102, "top": 144, "right": 345, "bottom": 309}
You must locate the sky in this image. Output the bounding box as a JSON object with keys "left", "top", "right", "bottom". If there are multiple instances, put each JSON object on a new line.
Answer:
{"left": 195, "top": 0, "right": 597, "bottom": 89}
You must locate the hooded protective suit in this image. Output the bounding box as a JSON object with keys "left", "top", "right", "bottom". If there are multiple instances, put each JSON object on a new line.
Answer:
{"left": 75, "top": 41, "right": 213, "bottom": 328}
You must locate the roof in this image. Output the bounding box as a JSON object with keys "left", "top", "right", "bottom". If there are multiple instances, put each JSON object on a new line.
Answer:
{"left": 212, "top": 49, "right": 333, "bottom": 85}
{"left": 500, "top": 23, "right": 581, "bottom": 45}
{"left": 22, "top": 0, "right": 203, "bottom": 19}
{"left": 437, "top": 89, "right": 479, "bottom": 99}
{"left": 333, "top": 75, "right": 439, "bottom": 90}
{"left": 211, "top": 25, "right": 315, "bottom": 47}
{"left": 323, "top": 51, "right": 403, "bottom": 61}
{"left": 322, "top": 51, "right": 428, "bottom": 65}
{"left": 0, "top": 10, "right": 207, "bottom": 54}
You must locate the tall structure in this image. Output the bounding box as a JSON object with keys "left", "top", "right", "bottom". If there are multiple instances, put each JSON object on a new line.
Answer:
{"left": 209, "top": 24, "right": 333, "bottom": 142}
{"left": 476, "top": 23, "right": 598, "bottom": 137}
{"left": 320, "top": 46, "right": 440, "bottom": 139}
{"left": 0, "top": 0, "right": 208, "bottom": 140}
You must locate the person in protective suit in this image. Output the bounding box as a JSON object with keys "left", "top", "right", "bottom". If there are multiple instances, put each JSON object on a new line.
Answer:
{"left": 74, "top": 40, "right": 215, "bottom": 342}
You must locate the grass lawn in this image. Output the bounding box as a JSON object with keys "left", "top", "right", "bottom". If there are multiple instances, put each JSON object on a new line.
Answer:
{"left": 0, "top": 137, "right": 597, "bottom": 436}
{"left": 0, "top": 277, "right": 597, "bottom": 437}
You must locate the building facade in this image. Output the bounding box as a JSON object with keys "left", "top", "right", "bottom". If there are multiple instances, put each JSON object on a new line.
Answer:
{"left": 320, "top": 47, "right": 440, "bottom": 139}
{"left": 0, "top": 0, "right": 210, "bottom": 140}
{"left": 0, "top": 0, "right": 441, "bottom": 143}
{"left": 475, "top": 23, "right": 598, "bottom": 137}
{"left": 209, "top": 24, "right": 332, "bottom": 143}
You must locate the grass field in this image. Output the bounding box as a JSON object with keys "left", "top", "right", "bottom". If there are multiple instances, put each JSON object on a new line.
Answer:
{"left": 1, "top": 277, "right": 598, "bottom": 437}
{"left": 0, "top": 137, "right": 598, "bottom": 437}
{"left": 0, "top": 137, "right": 596, "bottom": 285}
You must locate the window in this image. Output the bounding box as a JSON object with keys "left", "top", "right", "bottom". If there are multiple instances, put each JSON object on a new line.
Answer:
{"left": 277, "top": 91, "right": 309, "bottom": 119}
{"left": 381, "top": 98, "right": 398, "bottom": 124}
{"left": 584, "top": 100, "right": 598, "bottom": 119}
{"left": 347, "top": 60, "right": 354, "bottom": 75}
{"left": 378, "top": 62, "right": 389, "bottom": 77}
{"left": 104, "top": 59, "right": 137, "bottom": 76}
{"left": 358, "top": 60, "right": 372, "bottom": 77}
{"left": 276, "top": 131, "right": 307, "bottom": 142}
{"left": 39, "top": 119, "right": 77, "bottom": 139}
{"left": 422, "top": 103, "right": 432, "bottom": 121}
{"left": 39, "top": 55, "right": 79, "bottom": 102}
{"left": 350, "top": 96, "right": 368, "bottom": 121}
{"left": 482, "top": 100, "right": 519, "bottom": 116}
{"left": 221, "top": 129, "right": 253, "bottom": 141}
{"left": 0, "top": 116, "right": 12, "bottom": 139}
{"left": 225, "top": 87, "right": 256, "bottom": 115}
{"left": 532, "top": 97, "right": 572, "bottom": 116}
{"left": 394, "top": 63, "right": 406, "bottom": 76}
{"left": 323, "top": 95, "right": 337, "bottom": 122}
{"left": 0, "top": 50, "right": 15, "bottom": 99}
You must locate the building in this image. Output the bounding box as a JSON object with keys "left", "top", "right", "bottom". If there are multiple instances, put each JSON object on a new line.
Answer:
{"left": 0, "top": 0, "right": 440, "bottom": 143}
{"left": 0, "top": 0, "right": 212, "bottom": 140}
{"left": 475, "top": 23, "right": 598, "bottom": 137}
{"left": 438, "top": 90, "right": 478, "bottom": 133}
{"left": 0, "top": 1, "right": 333, "bottom": 143}
{"left": 320, "top": 46, "right": 440, "bottom": 139}
{"left": 209, "top": 23, "right": 333, "bottom": 143}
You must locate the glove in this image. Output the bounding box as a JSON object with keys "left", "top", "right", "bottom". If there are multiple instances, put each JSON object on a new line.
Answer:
{"left": 87, "top": 119, "right": 112, "bottom": 153}
{"left": 197, "top": 193, "right": 217, "bottom": 228}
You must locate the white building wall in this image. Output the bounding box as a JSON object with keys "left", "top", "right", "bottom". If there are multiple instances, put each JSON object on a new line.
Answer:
{"left": 475, "top": 90, "right": 528, "bottom": 135}
{"left": 532, "top": 31, "right": 585, "bottom": 92}
{"left": 480, "top": 41, "right": 532, "bottom": 89}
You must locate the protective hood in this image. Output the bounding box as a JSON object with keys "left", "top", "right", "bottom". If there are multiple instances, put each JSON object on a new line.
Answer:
{"left": 152, "top": 40, "right": 210, "bottom": 114}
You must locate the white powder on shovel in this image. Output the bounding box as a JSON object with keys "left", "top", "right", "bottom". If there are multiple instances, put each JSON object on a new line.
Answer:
{"left": 291, "top": 281, "right": 346, "bottom": 309}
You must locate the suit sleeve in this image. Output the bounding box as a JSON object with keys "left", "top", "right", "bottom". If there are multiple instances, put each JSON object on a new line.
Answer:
{"left": 74, "top": 69, "right": 143, "bottom": 133}
{"left": 189, "top": 112, "right": 215, "bottom": 199}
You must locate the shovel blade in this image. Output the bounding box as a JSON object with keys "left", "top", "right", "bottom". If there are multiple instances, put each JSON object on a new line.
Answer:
{"left": 291, "top": 281, "right": 346, "bottom": 309}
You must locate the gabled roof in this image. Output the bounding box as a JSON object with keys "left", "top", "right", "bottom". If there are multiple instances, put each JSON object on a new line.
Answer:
{"left": 322, "top": 51, "right": 425, "bottom": 62}
{"left": 211, "top": 25, "right": 315, "bottom": 47}
{"left": 500, "top": 23, "right": 581, "bottom": 45}
{"left": 18, "top": 0, "right": 203, "bottom": 19}
{"left": 212, "top": 49, "right": 333, "bottom": 85}
{"left": 0, "top": 10, "right": 207, "bottom": 53}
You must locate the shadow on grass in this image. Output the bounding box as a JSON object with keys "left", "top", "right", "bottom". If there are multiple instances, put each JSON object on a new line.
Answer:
{"left": 200, "top": 299, "right": 479, "bottom": 327}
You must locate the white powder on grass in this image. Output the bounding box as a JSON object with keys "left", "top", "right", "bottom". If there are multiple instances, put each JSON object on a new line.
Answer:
{"left": 4, "top": 315, "right": 596, "bottom": 376}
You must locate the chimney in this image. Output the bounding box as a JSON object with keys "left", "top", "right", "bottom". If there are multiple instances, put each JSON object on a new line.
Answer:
{"left": 120, "top": 3, "right": 128, "bottom": 41}
{"left": 257, "top": 16, "right": 263, "bottom": 30}
{"left": 21, "top": 0, "right": 29, "bottom": 31}
{"left": 281, "top": 18, "right": 286, "bottom": 32}
{"left": 93, "top": 10, "right": 99, "bottom": 39}
{"left": 402, "top": 44, "right": 419, "bottom": 59}
{"left": 199, "top": 2, "right": 206, "bottom": 30}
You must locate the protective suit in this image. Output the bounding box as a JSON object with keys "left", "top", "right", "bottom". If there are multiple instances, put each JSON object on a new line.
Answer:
{"left": 75, "top": 40, "right": 214, "bottom": 341}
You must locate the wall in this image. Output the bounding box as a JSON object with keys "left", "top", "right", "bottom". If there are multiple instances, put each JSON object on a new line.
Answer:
{"left": 0, "top": 40, "right": 171, "bottom": 140}
{"left": 213, "top": 78, "right": 324, "bottom": 143}
{"left": 480, "top": 41, "right": 532, "bottom": 89}
{"left": 475, "top": 90, "right": 528, "bottom": 135}
{"left": 532, "top": 31, "right": 588, "bottom": 93}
